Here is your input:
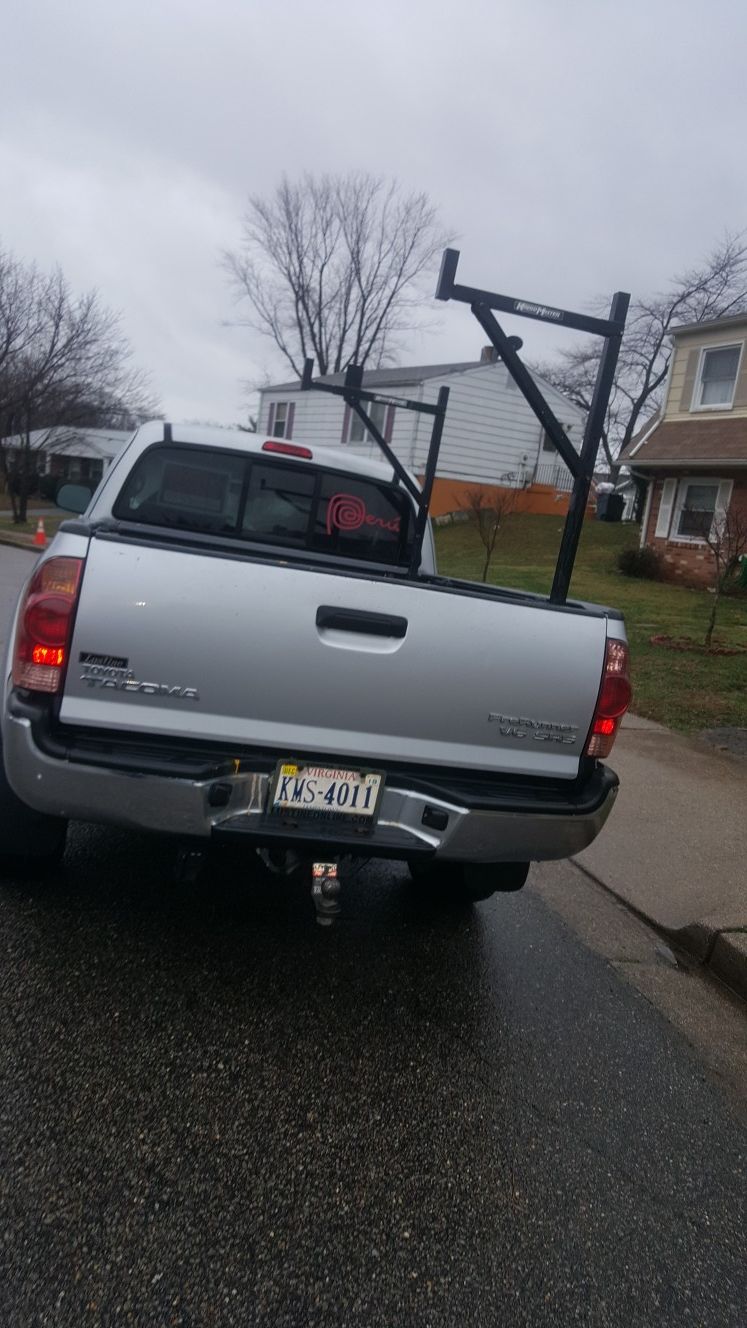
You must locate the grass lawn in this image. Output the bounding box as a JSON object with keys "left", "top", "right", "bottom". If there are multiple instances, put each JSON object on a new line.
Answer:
{"left": 0, "top": 514, "right": 66, "bottom": 539}
{"left": 435, "top": 514, "right": 747, "bottom": 734}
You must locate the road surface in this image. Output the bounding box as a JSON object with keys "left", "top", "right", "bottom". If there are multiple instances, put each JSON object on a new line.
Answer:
{"left": 0, "top": 544, "right": 34, "bottom": 636}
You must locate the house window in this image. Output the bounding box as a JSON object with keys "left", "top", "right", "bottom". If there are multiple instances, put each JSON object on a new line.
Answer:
{"left": 541, "top": 425, "right": 574, "bottom": 453}
{"left": 348, "top": 399, "right": 386, "bottom": 444}
{"left": 694, "top": 345, "right": 741, "bottom": 409}
{"left": 674, "top": 481, "right": 720, "bottom": 539}
{"left": 270, "top": 401, "right": 292, "bottom": 438}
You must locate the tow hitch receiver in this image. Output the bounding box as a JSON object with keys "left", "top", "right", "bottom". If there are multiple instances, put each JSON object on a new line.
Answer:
{"left": 173, "top": 844, "right": 208, "bottom": 884}
{"left": 311, "top": 861, "right": 341, "bottom": 927}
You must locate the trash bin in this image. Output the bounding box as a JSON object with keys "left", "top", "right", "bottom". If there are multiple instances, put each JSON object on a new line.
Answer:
{"left": 740, "top": 555, "right": 747, "bottom": 588}
{"left": 596, "top": 492, "right": 624, "bottom": 522}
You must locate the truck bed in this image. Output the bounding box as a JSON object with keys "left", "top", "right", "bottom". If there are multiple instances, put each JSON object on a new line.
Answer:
{"left": 59, "top": 527, "right": 614, "bottom": 781}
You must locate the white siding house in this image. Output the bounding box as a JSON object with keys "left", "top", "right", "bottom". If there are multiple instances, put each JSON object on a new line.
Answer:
{"left": 257, "top": 354, "right": 585, "bottom": 515}
{"left": 0, "top": 426, "right": 132, "bottom": 487}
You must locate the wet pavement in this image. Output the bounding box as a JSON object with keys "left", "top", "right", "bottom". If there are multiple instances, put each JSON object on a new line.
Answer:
{"left": 0, "top": 827, "right": 744, "bottom": 1327}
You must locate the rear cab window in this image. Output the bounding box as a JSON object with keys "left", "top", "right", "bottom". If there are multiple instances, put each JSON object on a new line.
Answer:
{"left": 112, "top": 445, "right": 414, "bottom": 567}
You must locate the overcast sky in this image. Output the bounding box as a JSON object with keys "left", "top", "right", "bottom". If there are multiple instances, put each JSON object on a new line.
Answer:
{"left": 2, "top": 0, "right": 745, "bottom": 424}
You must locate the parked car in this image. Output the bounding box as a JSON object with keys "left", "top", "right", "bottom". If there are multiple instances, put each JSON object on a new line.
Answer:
{"left": 1, "top": 422, "right": 630, "bottom": 904}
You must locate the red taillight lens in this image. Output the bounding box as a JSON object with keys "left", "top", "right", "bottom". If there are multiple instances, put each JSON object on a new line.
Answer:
{"left": 12, "top": 557, "right": 83, "bottom": 694}
{"left": 585, "top": 638, "right": 631, "bottom": 759}
{"left": 262, "top": 441, "right": 313, "bottom": 459}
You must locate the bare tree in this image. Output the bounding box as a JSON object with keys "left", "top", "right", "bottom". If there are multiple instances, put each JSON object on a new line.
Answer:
{"left": 535, "top": 232, "right": 747, "bottom": 481}
{"left": 460, "top": 484, "right": 519, "bottom": 582}
{"left": 702, "top": 504, "right": 747, "bottom": 648}
{"left": 0, "top": 245, "right": 157, "bottom": 521}
{"left": 224, "top": 172, "right": 452, "bottom": 378}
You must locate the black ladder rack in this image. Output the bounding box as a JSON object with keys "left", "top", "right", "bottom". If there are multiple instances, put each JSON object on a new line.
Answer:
{"left": 300, "top": 250, "right": 629, "bottom": 604}
{"left": 435, "top": 249, "right": 629, "bottom": 604}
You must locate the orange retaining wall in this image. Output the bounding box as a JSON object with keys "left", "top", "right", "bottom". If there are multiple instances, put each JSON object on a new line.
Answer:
{"left": 424, "top": 476, "right": 573, "bottom": 518}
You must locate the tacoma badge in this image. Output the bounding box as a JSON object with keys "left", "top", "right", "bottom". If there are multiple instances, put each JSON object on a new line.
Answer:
{"left": 80, "top": 660, "right": 199, "bottom": 700}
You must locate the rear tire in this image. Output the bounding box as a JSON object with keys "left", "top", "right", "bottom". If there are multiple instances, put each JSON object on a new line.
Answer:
{"left": 0, "top": 733, "right": 67, "bottom": 873}
{"left": 408, "top": 860, "right": 530, "bottom": 903}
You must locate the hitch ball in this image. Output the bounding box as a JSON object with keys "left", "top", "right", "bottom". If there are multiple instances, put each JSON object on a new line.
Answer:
{"left": 311, "top": 862, "right": 342, "bottom": 927}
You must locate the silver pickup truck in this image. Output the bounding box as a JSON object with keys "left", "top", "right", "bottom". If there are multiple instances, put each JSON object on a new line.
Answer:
{"left": 1, "top": 420, "right": 631, "bottom": 904}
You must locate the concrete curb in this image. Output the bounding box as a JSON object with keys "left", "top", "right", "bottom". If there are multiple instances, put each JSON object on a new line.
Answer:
{"left": 0, "top": 534, "right": 39, "bottom": 553}
{"left": 709, "top": 932, "right": 747, "bottom": 996}
{"left": 670, "top": 922, "right": 747, "bottom": 1001}
{"left": 571, "top": 857, "right": 747, "bottom": 1003}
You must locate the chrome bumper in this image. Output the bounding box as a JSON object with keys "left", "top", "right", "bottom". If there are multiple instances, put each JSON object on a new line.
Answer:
{"left": 3, "top": 713, "right": 618, "bottom": 863}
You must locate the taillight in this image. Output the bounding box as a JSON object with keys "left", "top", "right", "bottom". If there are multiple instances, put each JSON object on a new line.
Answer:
{"left": 262, "top": 441, "right": 313, "bottom": 459}
{"left": 12, "top": 557, "right": 83, "bottom": 694}
{"left": 584, "top": 638, "right": 631, "bottom": 759}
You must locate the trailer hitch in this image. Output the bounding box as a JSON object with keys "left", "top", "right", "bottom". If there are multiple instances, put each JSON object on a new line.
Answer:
{"left": 311, "top": 861, "right": 342, "bottom": 927}
{"left": 173, "top": 844, "right": 208, "bottom": 884}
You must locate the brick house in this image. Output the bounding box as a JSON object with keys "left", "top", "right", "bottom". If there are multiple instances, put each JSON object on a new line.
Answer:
{"left": 619, "top": 313, "right": 747, "bottom": 586}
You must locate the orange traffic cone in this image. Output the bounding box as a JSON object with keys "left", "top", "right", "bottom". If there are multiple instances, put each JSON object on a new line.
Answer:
{"left": 34, "top": 518, "right": 46, "bottom": 547}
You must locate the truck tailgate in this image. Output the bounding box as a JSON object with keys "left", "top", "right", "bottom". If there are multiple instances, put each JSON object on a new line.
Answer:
{"left": 61, "top": 539, "right": 608, "bottom": 779}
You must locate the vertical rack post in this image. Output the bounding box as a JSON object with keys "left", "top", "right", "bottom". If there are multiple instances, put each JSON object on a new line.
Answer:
{"left": 435, "top": 249, "right": 629, "bottom": 603}
{"left": 550, "top": 290, "right": 630, "bottom": 603}
{"left": 409, "top": 385, "right": 449, "bottom": 576}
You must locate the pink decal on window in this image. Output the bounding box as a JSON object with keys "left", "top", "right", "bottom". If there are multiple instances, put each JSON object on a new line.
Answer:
{"left": 326, "top": 493, "right": 400, "bottom": 535}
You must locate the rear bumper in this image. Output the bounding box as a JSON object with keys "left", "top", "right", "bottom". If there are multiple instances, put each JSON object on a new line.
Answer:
{"left": 2, "top": 708, "right": 618, "bottom": 863}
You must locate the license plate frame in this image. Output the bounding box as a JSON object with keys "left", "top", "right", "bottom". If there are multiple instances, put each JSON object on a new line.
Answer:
{"left": 268, "top": 761, "right": 385, "bottom": 828}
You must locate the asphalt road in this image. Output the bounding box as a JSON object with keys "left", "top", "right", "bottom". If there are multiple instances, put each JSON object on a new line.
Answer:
{"left": 1, "top": 545, "right": 746, "bottom": 1326}
{"left": 0, "top": 545, "right": 34, "bottom": 640}
{"left": 0, "top": 835, "right": 745, "bottom": 1328}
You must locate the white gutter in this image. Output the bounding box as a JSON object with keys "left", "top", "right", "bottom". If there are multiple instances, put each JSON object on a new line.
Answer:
{"left": 630, "top": 457, "right": 747, "bottom": 468}
{"left": 627, "top": 415, "right": 660, "bottom": 459}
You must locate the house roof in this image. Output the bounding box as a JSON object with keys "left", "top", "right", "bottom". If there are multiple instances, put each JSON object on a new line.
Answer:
{"left": 617, "top": 411, "right": 661, "bottom": 466}
{"left": 620, "top": 416, "right": 747, "bottom": 469}
{"left": 262, "top": 360, "right": 485, "bottom": 393}
{"left": 41, "top": 427, "right": 133, "bottom": 459}
{"left": 626, "top": 411, "right": 660, "bottom": 449}
{"left": 669, "top": 310, "right": 747, "bottom": 338}
{"left": 1, "top": 426, "right": 133, "bottom": 459}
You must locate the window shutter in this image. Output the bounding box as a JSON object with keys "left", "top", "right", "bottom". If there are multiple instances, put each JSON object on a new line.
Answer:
{"left": 286, "top": 402, "right": 295, "bottom": 439}
{"left": 712, "top": 480, "right": 733, "bottom": 537}
{"left": 731, "top": 348, "right": 747, "bottom": 408}
{"left": 639, "top": 480, "right": 653, "bottom": 546}
{"left": 267, "top": 402, "right": 275, "bottom": 435}
{"left": 384, "top": 405, "right": 395, "bottom": 443}
{"left": 679, "top": 349, "right": 699, "bottom": 412}
{"left": 341, "top": 404, "right": 351, "bottom": 444}
{"left": 655, "top": 478, "right": 677, "bottom": 538}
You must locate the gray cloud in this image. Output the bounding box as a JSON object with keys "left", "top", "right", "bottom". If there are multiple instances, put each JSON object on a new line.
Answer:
{"left": 2, "top": 0, "right": 745, "bottom": 423}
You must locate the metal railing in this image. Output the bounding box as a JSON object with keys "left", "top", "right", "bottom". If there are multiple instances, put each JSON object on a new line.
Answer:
{"left": 532, "top": 462, "right": 574, "bottom": 491}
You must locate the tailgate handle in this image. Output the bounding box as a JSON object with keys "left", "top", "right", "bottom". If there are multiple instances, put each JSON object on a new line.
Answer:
{"left": 316, "top": 606, "right": 408, "bottom": 639}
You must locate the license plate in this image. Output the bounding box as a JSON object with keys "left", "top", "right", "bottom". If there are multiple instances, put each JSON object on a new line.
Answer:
{"left": 269, "top": 762, "right": 384, "bottom": 824}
